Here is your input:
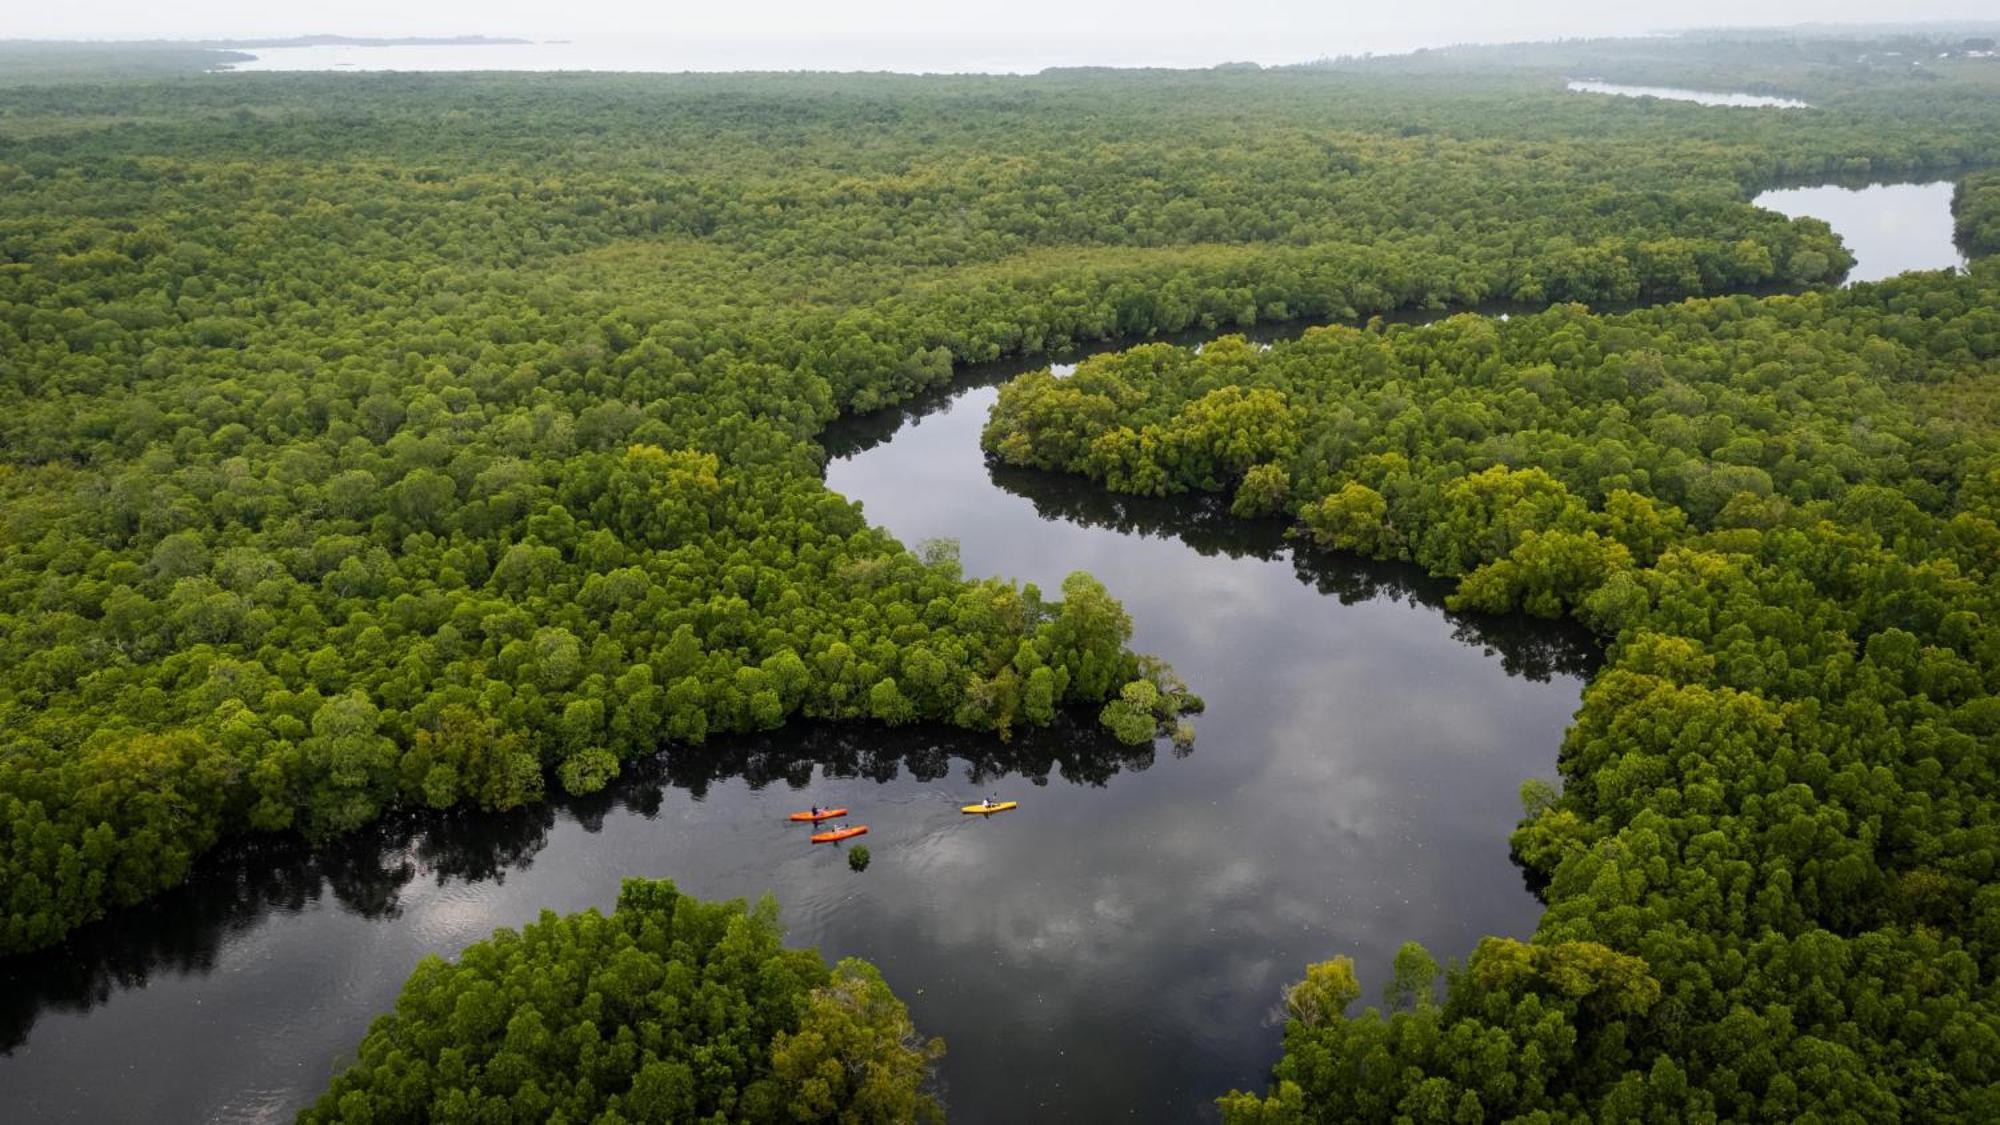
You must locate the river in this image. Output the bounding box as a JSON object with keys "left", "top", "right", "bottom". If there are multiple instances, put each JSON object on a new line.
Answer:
{"left": 1753, "top": 178, "right": 1970, "bottom": 283}
{"left": 1565, "top": 80, "right": 1811, "bottom": 108}
{"left": 0, "top": 175, "right": 1965, "bottom": 1121}
{"left": 0, "top": 366, "right": 1592, "bottom": 1124}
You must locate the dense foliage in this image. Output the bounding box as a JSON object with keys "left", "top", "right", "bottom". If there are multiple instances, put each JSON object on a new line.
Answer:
{"left": 1, "top": 27, "right": 1997, "bottom": 1006}
{"left": 1342, "top": 28, "right": 2000, "bottom": 106}
{"left": 0, "top": 43, "right": 253, "bottom": 83}
{"left": 1958, "top": 170, "right": 2000, "bottom": 259}
{"left": 301, "top": 877, "right": 942, "bottom": 1123}
{"left": 986, "top": 256, "right": 2000, "bottom": 1117}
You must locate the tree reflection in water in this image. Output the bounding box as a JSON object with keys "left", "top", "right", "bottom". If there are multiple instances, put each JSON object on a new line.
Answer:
{"left": 984, "top": 461, "right": 1601, "bottom": 684}
{"left": 0, "top": 712, "right": 1147, "bottom": 1053}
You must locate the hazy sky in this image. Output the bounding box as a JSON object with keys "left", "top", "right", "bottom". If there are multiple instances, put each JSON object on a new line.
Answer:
{"left": 9, "top": 1, "right": 1999, "bottom": 69}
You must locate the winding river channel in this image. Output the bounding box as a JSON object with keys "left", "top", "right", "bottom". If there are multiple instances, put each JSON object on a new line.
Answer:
{"left": 0, "top": 177, "right": 1968, "bottom": 1122}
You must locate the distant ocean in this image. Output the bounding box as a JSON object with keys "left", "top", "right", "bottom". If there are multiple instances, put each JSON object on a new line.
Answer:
{"left": 213, "top": 33, "right": 1516, "bottom": 75}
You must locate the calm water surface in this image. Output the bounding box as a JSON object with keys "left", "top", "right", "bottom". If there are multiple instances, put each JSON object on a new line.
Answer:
{"left": 0, "top": 355, "right": 1592, "bottom": 1122}
{"left": 1566, "top": 79, "right": 1811, "bottom": 108}
{"left": 1753, "top": 180, "right": 1969, "bottom": 283}
{"left": 218, "top": 34, "right": 1465, "bottom": 75}
{"left": 0, "top": 171, "right": 1956, "bottom": 1120}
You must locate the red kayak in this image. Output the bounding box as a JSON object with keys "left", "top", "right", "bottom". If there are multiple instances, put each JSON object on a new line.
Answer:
{"left": 811, "top": 825, "right": 869, "bottom": 844}
{"left": 789, "top": 807, "right": 848, "bottom": 823}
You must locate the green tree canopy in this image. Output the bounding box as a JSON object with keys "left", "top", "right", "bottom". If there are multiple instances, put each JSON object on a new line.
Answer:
{"left": 301, "top": 878, "right": 943, "bottom": 1124}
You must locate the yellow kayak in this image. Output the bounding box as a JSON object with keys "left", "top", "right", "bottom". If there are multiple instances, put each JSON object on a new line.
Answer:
{"left": 961, "top": 801, "right": 1018, "bottom": 815}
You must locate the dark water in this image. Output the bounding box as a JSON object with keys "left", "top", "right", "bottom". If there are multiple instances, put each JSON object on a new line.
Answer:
{"left": 0, "top": 169, "right": 1964, "bottom": 1122}
{"left": 1753, "top": 179, "right": 1969, "bottom": 283}
{"left": 0, "top": 347, "right": 1592, "bottom": 1123}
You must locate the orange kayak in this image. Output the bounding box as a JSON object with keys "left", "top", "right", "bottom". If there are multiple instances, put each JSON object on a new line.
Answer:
{"left": 811, "top": 825, "right": 869, "bottom": 844}
{"left": 789, "top": 807, "right": 848, "bottom": 823}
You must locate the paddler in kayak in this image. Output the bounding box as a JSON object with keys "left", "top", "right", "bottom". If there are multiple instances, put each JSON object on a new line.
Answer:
{"left": 810, "top": 804, "right": 822, "bottom": 818}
